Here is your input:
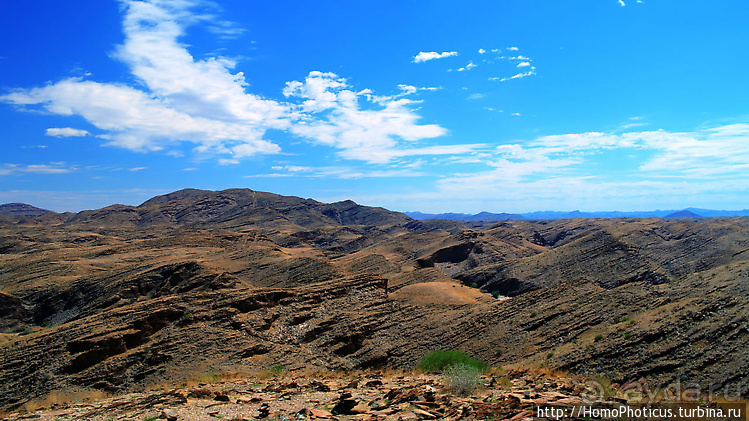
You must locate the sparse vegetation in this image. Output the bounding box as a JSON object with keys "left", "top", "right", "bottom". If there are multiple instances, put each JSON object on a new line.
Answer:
{"left": 198, "top": 372, "right": 220, "bottom": 384}
{"left": 588, "top": 374, "right": 615, "bottom": 398}
{"left": 594, "top": 334, "right": 604, "bottom": 342}
{"left": 417, "top": 350, "right": 488, "bottom": 373}
{"left": 442, "top": 362, "right": 483, "bottom": 395}
{"left": 530, "top": 311, "right": 537, "bottom": 318}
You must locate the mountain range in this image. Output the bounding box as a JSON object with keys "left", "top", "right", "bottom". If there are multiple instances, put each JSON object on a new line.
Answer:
{"left": 1, "top": 188, "right": 748, "bottom": 412}
{"left": 407, "top": 207, "right": 749, "bottom": 221}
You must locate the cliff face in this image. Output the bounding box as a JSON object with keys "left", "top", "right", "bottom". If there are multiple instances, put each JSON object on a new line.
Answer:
{"left": 1, "top": 189, "right": 748, "bottom": 411}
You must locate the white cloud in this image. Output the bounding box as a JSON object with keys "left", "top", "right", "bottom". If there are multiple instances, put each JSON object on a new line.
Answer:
{"left": 478, "top": 48, "right": 486, "bottom": 54}
{"left": 128, "top": 167, "right": 146, "bottom": 171}
{"left": 283, "top": 71, "right": 452, "bottom": 163}
{"left": 517, "top": 62, "right": 531, "bottom": 68}
{"left": 434, "top": 123, "right": 749, "bottom": 205}
{"left": 45, "top": 127, "right": 90, "bottom": 137}
{"left": 467, "top": 93, "right": 486, "bottom": 100}
{"left": 507, "top": 47, "right": 519, "bottom": 51}
{"left": 0, "top": 163, "right": 76, "bottom": 176}
{"left": 457, "top": 61, "right": 478, "bottom": 72}
{"left": 412, "top": 51, "right": 458, "bottom": 63}
{"left": 490, "top": 67, "right": 537, "bottom": 82}
{"left": 2, "top": 0, "right": 458, "bottom": 167}
{"left": 619, "top": 0, "right": 626, "bottom": 6}
{"left": 248, "top": 165, "right": 428, "bottom": 179}
{"left": 397, "top": 84, "right": 418, "bottom": 95}
{"left": 2, "top": 0, "right": 286, "bottom": 161}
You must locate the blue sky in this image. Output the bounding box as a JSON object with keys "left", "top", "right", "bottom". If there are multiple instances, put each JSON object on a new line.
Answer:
{"left": 2, "top": 0, "right": 749, "bottom": 213}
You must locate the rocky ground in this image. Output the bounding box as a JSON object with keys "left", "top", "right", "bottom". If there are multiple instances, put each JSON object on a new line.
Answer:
{"left": 0, "top": 368, "right": 656, "bottom": 421}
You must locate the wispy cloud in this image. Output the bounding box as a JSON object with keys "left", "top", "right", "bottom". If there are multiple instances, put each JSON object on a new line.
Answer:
{"left": 457, "top": 61, "right": 478, "bottom": 72}
{"left": 0, "top": 163, "right": 76, "bottom": 176}
{"left": 247, "top": 165, "right": 428, "bottom": 179}
{"left": 490, "top": 68, "right": 537, "bottom": 82}
{"left": 412, "top": 51, "right": 458, "bottom": 63}
{"left": 45, "top": 127, "right": 90, "bottom": 137}
{"left": 420, "top": 122, "right": 749, "bottom": 211}
{"left": 619, "top": 0, "right": 626, "bottom": 6}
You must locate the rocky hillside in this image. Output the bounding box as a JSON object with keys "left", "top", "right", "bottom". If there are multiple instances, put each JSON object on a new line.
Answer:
{"left": 1, "top": 189, "right": 748, "bottom": 412}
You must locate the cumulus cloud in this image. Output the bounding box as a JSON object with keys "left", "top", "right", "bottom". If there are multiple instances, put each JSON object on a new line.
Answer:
{"left": 45, "top": 127, "right": 90, "bottom": 137}
{"left": 517, "top": 62, "right": 531, "bottom": 68}
{"left": 2, "top": 0, "right": 286, "bottom": 160}
{"left": 283, "top": 71, "right": 453, "bottom": 163}
{"left": 2, "top": 0, "right": 459, "bottom": 166}
{"left": 412, "top": 51, "right": 458, "bottom": 63}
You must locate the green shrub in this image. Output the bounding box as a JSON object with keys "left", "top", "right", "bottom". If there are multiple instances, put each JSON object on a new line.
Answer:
{"left": 269, "top": 364, "right": 285, "bottom": 375}
{"left": 530, "top": 311, "right": 537, "bottom": 318}
{"left": 417, "top": 350, "right": 488, "bottom": 373}
{"left": 442, "top": 363, "right": 483, "bottom": 395}
{"left": 594, "top": 334, "right": 604, "bottom": 342}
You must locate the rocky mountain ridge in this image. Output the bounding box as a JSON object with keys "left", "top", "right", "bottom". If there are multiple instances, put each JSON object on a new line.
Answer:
{"left": 1, "top": 188, "right": 748, "bottom": 413}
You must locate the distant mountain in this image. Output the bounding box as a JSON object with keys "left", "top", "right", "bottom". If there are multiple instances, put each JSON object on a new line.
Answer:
{"left": 0, "top": 203, "right": 54, "bottom": 218}
{"left": 409, "top": 208, "right": 749, "bottom": 221}
{"left": 664, "top": 209, "right": 702, "bottom": 219}
{"left": 406, "top": 211, "right": 524, "bottom": 221}
{"left": 63, "top": 188, "right": 414, "bottom": 230}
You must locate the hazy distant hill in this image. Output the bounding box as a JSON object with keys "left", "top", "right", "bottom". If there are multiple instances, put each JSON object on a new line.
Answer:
{"left": 0, "top": 203, "right": 54, "bottom": 218}
{"left": 406, "top": 211, "right": 524, "bottom": 221}
{"left": 664, "top": 209, "right": 702, "bottom": 219}
{"left": 409, "top": 208, "right": 749, "bottom": 220}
